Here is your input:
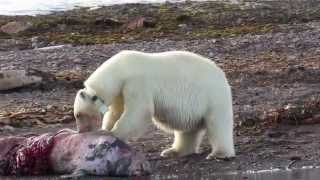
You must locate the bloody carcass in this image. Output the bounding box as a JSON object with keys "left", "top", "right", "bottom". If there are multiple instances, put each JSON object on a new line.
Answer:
{"left": 0, "top": 129, "right": 151, "bottom": 177}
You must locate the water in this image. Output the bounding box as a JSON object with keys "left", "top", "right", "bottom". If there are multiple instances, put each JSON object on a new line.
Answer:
{"left": 0, "top": 0, "right": 242, "bottom": 16}
{"left": 0, "top": 0, "right": 187, "bottom": 16}
{"left": 152, "top": 166, "right": 320, "bottom": 180}
{"left": 1, "top": 167, "right": 320, "bottom": 179}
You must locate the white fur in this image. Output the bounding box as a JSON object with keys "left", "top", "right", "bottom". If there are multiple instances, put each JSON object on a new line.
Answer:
{"left": 76, "top": 50, "right": 235, "bottom": 159}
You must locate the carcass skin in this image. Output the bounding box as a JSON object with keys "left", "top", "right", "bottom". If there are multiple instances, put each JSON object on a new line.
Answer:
{"left": 50, "top": 129, "right": 151, "bottom": 177}
{"left": 0, "top": 129, "right": 151, "bottom": 177}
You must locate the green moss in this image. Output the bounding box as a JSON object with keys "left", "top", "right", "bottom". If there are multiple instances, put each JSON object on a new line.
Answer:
{"left": 222, "top": 3, "right": 241, "bottom": 11}
{"left": 46, "top": 23, "right": 275, "bottom": 46}
{"left": 158, "top": 4, "right": 170, "bottom": 14}
{"left": 50, "top": 32, "right": 128, "bottom": 45}
{"left": 3, "top": 1, "right": 318, "bottom": 46}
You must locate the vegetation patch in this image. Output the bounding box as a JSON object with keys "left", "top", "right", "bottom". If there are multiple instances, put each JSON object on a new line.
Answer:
{"left": 1, "top": 1, "right": 320, "bottom": 47}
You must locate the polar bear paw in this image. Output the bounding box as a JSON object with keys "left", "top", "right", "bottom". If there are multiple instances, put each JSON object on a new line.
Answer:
{"left": 160, "top": 148, "right": 180, "bottom": 158}
{"left": 161, "top": 147, "right": 197, "bottom": 158}
{"left": 206, "top": 150, "right": 235, "bottom": 160}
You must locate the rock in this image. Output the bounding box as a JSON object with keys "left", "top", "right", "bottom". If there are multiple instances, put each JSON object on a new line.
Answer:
{"left": 57, "top": 24, "right": 67, "bottom": 31}
{"left": 289, "top": 156, "right": 302, "bottom": 161}
{"left": 31, "top": 36, "right": 49, "bottom": 49}
{"left": 94, "top": 18, "right": 123, "bottom": 27}
{"left": 0, "top": 69, "right": 43, "bottom": 91}
{"left": 73, "top": 58, "right": 83, "bottom": 64}
{"left": 178, "top": 24, "right": 188, "bottom": 29}
{"left": 230, "top": 39, "right": 238, "bottom": 46}
{"left": 0, "top": 21, "right": 33, "bottom": 35}
{"left": 46, "top": 105, "right": 55, "bottom": 111}
{"left": 1, "top": 125, "right": 15, "bottom": 132}
{"left": 0, "top": 38, "right": 31, "bottom": 51}
{"left": 266, "top": 131, "right": 286, "bottom": 138}
{"left": 210, "top": 39, "right": 217, "bottom": 44}
{"left": 287, "top": 55, "right": 297, "bottom": 60}
{"left": 176, "top": 14, "right": 191, "bottom": 22}
{"left": 124, "top": 17, "right": 156, "bottom": 31}
{"left": 208, "top": 52, "right": 214, "bottom": 58}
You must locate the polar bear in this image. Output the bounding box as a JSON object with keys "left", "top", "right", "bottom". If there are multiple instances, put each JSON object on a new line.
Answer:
{"left": 73, "top": 50, "right": 235, "bottom": 159}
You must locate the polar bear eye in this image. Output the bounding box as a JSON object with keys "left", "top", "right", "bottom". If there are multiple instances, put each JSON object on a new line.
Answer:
{"left": 91, "top": 95, "right": 98, "bottom": 102}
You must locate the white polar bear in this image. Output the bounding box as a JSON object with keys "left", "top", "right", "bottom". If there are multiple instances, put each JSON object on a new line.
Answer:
{"left": 73, "top": 50, "right": 235, "bottom": 159}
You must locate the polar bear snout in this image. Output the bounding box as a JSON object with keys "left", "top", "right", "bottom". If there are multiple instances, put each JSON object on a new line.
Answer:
{"left": 74, "top": 89, "right": 105, "bottom": 133}
{"left": 75, "top": 112, "right": 101, "bottom": 133}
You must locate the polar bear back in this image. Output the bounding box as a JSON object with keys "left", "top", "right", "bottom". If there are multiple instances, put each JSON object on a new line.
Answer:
{"left": 86, "top": 50, "right": 226, "bottom": 86}
{"left": 85, "top": 51, "right": 230, "bottom": 131}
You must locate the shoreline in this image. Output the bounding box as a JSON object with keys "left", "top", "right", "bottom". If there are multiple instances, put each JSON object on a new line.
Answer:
{"left": 1, "top": 1, "right": 320, "bottom": 51}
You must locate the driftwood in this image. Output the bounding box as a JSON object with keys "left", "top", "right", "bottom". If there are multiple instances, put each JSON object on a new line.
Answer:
{"left": 0, "top": 69, "right": 43, "bottom": 91}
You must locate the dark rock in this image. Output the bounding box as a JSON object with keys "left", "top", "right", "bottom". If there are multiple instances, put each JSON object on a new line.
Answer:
{"left": 94, "top": 18, "right": 123, "bottom": 27}
{"left": 266, "top": 131, "right": 286, "bottom": 138}
{"left": 290, "top": 156, "right": 302, "bottom": 161}
{"left": 176, "top": 14, "right": 191, "bottom": 22}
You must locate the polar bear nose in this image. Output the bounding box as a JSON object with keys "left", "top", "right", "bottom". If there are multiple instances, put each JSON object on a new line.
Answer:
{"left": 99, "top": 105, "right": 108, "bottom": 115}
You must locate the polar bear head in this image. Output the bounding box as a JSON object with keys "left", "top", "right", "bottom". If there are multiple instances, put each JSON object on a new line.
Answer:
{"left": 73, "top": 88, "right": 107, "bottom": 132}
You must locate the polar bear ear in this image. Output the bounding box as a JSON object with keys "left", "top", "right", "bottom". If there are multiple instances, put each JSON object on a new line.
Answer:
{"left": 79, "top": 91, "right": 86, "bottom": 99}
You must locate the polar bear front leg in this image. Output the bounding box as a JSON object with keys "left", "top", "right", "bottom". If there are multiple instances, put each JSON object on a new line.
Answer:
{"left": 102, "top": 111, "right": 117, "bottom": 131}
{"left": 161, "top": 129, "right": 205, "bottom": 158}
{"left": 205, "top": 99, "right": 235, "bottom": 160}
{"left": 102, "top": 95, "right": 124, "bottom": 131}
{"left": 110, "top": 88, "right": 153, "bottom": 141}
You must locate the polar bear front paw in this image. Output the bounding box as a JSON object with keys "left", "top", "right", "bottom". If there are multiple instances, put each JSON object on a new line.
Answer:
{"left": 161, "top": 147, "right": 196, "bottom": 158}
{"left": 160, "top": 148, "right": 180, "bottom": 158}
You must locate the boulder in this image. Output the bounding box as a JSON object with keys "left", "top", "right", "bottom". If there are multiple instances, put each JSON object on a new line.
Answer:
{"left": 0, "top": 69, "right": 42, "bottom": 91}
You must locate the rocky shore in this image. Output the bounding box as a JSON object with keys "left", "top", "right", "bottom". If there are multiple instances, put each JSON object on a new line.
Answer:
{"left": 1, "top": 1, "right": 320, "bottom": 51}
{"left": 1, "top": 1, "right": 320, "bottom": 178}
